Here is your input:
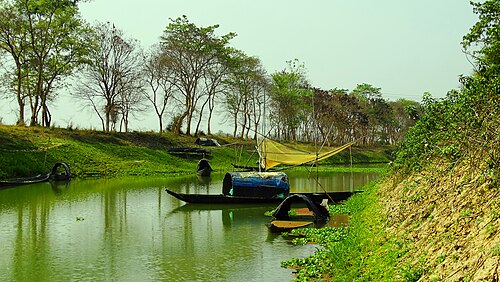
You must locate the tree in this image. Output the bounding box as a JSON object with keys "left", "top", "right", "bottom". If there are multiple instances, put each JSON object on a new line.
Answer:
{"left": 194, "top": 46, "right": 233, "bottom": 136}
{"left": 0, "top": 0, "right": 90, "bottom": 127}
{"left": 351, "top": 83, "right": 385, "bottom": 144}
{"left": 388, "top": 99, "right": 422, "bottom": 144}
{"left": 462, "top": 0, "right": 500, "bottom": 74}
{"left": 142, "top": 45, "right": 174, "bottom": 134}
{"left": 21, "top": 0, "right": 90, "bottom": 127}
{"left": 74, "top": 22, "right": 143, "bottom": 132}
{"left": 0, "top": 1, "right": 28, "bottom": 125}
{"left": 223, "top": 51, "right": 268, "bottom": 139}
{"left": 159, "top": 15, "right": 236, "bottom": 135}
{"left": 269, "top": 59, "right": 312, "bottom": 141}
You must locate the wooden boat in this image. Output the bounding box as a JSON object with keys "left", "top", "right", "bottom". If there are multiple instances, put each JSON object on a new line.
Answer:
{"left": 166, "top": 171, "right": 291, "bottom": 204}
{"left": 196, "top": 159, "right": 213, "bottom": 176}
{"left": 166, "top": 189, "right": 285, "bottom": 204}
{"left": 0, "top": 162, "right": 72, "bottom": 188}
{"left": 167, "top": 147, "right": 210, "bottom": 156}
{"left": 0, "top": 173, "right": 51, "bottom": 188}
{"left": 268, "top": 220, "right": 314, "bottom": 232}
{"left": 165, "top": 170, "right": 362, "bottom": 204}
{"left": 165, "top": 188, "right": 361, "bottom": 204}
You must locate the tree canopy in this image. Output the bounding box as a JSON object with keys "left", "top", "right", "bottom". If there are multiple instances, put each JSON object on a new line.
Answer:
{"left": 0, "top": 8, "right": 423, "bottom": 145}
{"left": 0, "top": 0, "right": 91, "bottom": 127}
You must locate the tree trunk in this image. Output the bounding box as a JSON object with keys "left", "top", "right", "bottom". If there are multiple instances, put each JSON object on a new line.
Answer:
{"left": 158, "top": 115, "right": 164, "bottom": 135}
{"left": 195, "top": 97, "right": 209, "bottom": 136}
{"left": 174, "top": 111, "right": 188, "bottom": 135}
{"left": 232, "top": 113, "right": 238, "bottom": 138}
{"left": 15, "top": 62, "right": 25, "bottom": 126}
{"left": 29, "top": 95, "right": 39, "bottom": 126}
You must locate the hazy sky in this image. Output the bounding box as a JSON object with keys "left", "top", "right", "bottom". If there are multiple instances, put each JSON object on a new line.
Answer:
{"left": 1, "top": 0, "right": 479, "bottom": 131}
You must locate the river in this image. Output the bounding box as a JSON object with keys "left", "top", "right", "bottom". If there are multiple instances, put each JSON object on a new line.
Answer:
{"left": 0, "top": 170, "right": 378, "bottom": 282}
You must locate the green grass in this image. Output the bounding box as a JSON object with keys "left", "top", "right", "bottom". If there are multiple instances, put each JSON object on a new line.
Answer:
{"left": 0, "top": 125, "right": 255, "bottom": 179}
{"left": 281, "top": 181, "right": 414, "bottom": 281}
{"left": 0, "top": 125, "right": 393, "bottom": 180}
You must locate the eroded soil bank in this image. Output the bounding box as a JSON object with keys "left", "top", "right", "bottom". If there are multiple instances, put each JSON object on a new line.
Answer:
{"left": 379, "top": 161, "right": 500, "bottom": 281}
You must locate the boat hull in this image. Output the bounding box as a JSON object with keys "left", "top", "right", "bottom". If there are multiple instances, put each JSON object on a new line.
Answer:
{"left": 165, "top": 189, "right": 361, "bottom": 204}
{"left": 165, "top": 189, "right": 283, "bottom": 204}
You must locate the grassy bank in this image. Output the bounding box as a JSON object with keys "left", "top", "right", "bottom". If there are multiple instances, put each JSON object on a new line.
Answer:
{"left": 0, "top": 125, "right": 393, "bottom": 180}
{"left": 281, "top": 179, "right": 418, "bottom": 281}
{"left": 282, "top": 161, "right": 500, "bottom": 281}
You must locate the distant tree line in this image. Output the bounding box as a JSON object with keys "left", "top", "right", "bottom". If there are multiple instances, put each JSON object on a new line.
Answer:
{"left": 267, "top": 61, "right": 422, "bottom": 145}
{"left": 0, "top": 0, "right": 421, "bottom": 145}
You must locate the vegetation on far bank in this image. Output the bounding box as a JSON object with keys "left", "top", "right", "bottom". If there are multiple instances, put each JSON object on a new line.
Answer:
{"left": 0, "top": 125, "right": 392, "bottom": 180}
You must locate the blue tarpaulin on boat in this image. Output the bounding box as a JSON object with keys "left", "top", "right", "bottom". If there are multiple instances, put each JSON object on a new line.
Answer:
{"left": 222, "top": 171, "right": 290, "bottom": 199}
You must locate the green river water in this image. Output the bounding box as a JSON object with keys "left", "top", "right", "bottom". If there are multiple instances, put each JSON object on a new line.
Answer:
{"left": 0, "top": 170, "right": 378, "bottom": 282}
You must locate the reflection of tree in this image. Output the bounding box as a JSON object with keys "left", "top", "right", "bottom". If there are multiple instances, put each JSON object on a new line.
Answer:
{"left": 287, "top": 171, "right": 379, "bottom": 193}
{"left": 102, "top": 188, "right": 128, "bottom": 275}
{"left": 13, "top": 189, "right": 51, "bottom": 281}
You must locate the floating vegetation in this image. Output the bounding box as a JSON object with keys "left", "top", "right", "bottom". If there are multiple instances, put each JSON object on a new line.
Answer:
{"left": 283, "top": 226, "right": 349, "bottom": 246}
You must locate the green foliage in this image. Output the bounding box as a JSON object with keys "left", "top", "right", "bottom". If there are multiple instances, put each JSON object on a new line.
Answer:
{"left": 328, "top": 203, "right": 351, "bottom": 215}
{"left": 269, "top": 59, "right": 313, "bottom": 140}
{"left": 0, "top": 125, "right": 250, "bottom": 179}
{"left": 491, "top": 244, "right": 500, "bottom": 256}
{"left": 281, "top": 183, "right": 412, "bottom": 281}
{"left": 283, "top": 227, "right": 349, "bottom": 246}
{"left": 352, "top": 83, "right": 382, "bottom": 101}
{"left": 394, "top": 1, "right": 500, "bottom": 174}
{"left": 462, "top": 0, "right": 500, "bottom": 72}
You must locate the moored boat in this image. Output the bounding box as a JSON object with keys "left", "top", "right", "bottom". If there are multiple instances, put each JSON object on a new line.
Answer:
{"left": 165, "top": 181, "right": 361, "bottom": 205}
{"left": 0, "top": 162, "right": 72, "bottom": 188}
{"left": 268, "top": 220, "right": 314, "bottom": 232}
{"left": 196, "top": 159, "right": 213, "bottom": 176}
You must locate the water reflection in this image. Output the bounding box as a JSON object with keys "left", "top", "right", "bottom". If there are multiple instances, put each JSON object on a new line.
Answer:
{"left": 287, "top": 170, "right": 379, "bottom": 193}
{"left": 0, "top": 170, "right": 379, "bottom": 281}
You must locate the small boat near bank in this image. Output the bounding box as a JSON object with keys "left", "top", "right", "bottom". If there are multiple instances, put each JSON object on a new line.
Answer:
{"left": 0, "top": 162, "right": 73, "bottom": 189}
{"left": 196, "top": 158, "right": 213, "bottom": 176}
{"left": 268, "top": 220, "right": 314, "bottom": 232}
{"left": 268, "top": 194, "right": 330, "bottom": 232}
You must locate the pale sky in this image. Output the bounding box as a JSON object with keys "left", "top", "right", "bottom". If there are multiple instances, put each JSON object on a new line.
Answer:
{"left": 0, "top": 0, "right": 479, "bottom": 132}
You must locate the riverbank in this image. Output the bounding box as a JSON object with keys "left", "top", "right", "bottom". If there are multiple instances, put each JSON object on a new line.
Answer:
{"left": 0, "top": 125, "right": 393, "bottom": 180}
{"left": 283, "top": 160, "right": 500, "bottom": 281}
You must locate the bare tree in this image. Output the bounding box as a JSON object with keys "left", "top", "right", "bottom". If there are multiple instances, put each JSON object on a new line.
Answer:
{"left": 74, "top": 22, "right": 143, "bottom": 132}
{"left": 194, "top": 54, "right": 230, "bottom": 136}
{"left": 142, "top": 45, "right": 174, "bottom": 134}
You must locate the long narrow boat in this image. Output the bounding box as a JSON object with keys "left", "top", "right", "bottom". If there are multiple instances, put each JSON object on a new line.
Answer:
{"left": 165, "top": 189, "right": 284, "bottom": 204}
{"left": 165, "top": 188, "right": 361, "bottom": 204}
{"left": 0, "top": 173, "right": 51, "bottom": 188}
{"left": 0, "top": 162, "right": 72, "bottom": 189}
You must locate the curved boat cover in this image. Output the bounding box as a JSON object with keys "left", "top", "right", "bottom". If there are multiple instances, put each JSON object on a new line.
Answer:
{"left": 272, "top": 194, "right": 330, "bottom": 220}
{"left": 222, "top": 171, "right": 290, "bottom": 199}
